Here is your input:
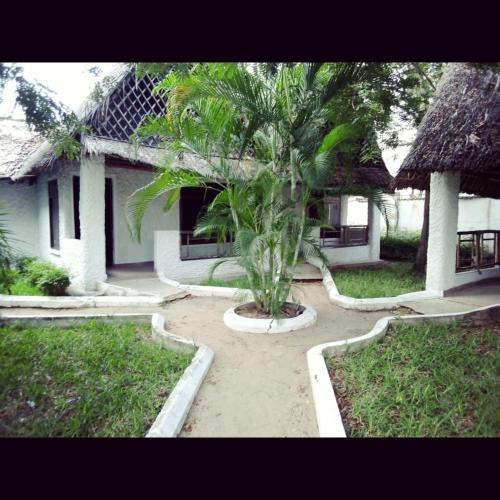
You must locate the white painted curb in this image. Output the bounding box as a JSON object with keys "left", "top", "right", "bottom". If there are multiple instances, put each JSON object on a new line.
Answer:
{"left": 0, "top": 294, "right": 167, "bottom": 309}
{"left": 307, "top": 257, "right": 442, "bottom": 311}
{"left": 223, "top": 304, "right": 317, "bottom": 334}
{"left": 158, "top": 271, "right": 253, "bottom": 300}
{"left": 0, "top": 312, "right": 214, "bottom": 438}
{"left": 307, "top": 303, "right": 500, "bottom": 437}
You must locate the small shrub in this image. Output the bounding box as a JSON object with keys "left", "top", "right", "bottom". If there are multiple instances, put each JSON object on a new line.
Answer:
{"left": 25, "top": 260, "right": 70, "bottom": 296}
{"left": 380, "top": 232, "right": 420, "bottom": 261}
{"left": 0, "top": 268, "right": 16, "bottom": 294}
{"left": 12, "top": 255, "right": 37, "bottom": 273}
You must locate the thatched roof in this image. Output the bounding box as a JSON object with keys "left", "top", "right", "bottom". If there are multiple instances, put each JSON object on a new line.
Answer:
{"left": 0, "top": 118, "right": 45, "bottom": 178}
{"left": 11, "top": 64, "right": 392, "bottom": 191}
{"left": 394, "top": 63, "right": 500, "bottom": 198}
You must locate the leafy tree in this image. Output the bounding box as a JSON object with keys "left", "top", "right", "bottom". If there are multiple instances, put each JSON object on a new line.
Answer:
{"left": 0, "top": 63, "right": 89, "bottom": 160}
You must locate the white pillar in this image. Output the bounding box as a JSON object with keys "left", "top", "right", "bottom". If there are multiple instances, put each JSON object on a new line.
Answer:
{"left": 368, "top": 199, "right": 381, "bottom": 261}
{"left": 340, "top": 195, "right": 349, "bottom": 225}
{"left": 426, "top": 171, "right": 460, "bottom": 292}
{"left": 79, "top": 154, "right": 106, "bottom": 290}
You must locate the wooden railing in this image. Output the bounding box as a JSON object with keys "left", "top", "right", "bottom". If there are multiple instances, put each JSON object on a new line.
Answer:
{"left": 180, "top": 231, "right": 234, "bottom": 261}
{"left": 456, "top": 230, "right": 500, "bottom": 272}
{"left": 320, "top": 225, "right": 369, "bottom": 248}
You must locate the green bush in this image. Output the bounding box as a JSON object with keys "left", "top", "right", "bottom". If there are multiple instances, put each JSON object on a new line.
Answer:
{"left": 0, "top": 268, "right": 17, "bottom": 294}
{"left": 24, "top": 260, "right": 70, "bottom": 296}
{"left": 380, "top": 232, "right": 420, "bottom": 261}
{"left": 12, "top": 255, "right": 37, "bottom": 273}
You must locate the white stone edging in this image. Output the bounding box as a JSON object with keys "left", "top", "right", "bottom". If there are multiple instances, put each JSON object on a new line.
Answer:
{"left": 307, "top": 257, "right": 442, "bottom": 311}
{"left": 0, "top": 312, "right": 214, "bottom": 437}
{"left": 0, "top": 294, "right": 166, "bottom": 309}
{"left": 223, "top": 304, "right": 317, "bottom": 334}
{"left": 307, "top": 302, "right": 500, "bottom": 437}
{"left": 158, "top": 271, "right": 253, "bottom": 300}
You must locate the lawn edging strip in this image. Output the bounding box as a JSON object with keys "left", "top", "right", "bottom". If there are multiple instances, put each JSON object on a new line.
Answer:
{"left": 0, "top": 312, "right": 214, "bottom": 438}
{"left": 307, "top": 257, "right": 442, "bottom": 311}
{"left": 0, "top": 294, "right": 167, "bottom": 309}
{"left": 158, "top": 271, "right": 253, "bottom": 301}
{"left": 307, "top": 302, "right": 500, "bottom": 437}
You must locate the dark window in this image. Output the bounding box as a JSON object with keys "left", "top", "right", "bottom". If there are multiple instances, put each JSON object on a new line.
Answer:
{"left": 73, "top": 176, "right": 80, "bottom": 239}
{"left": 48, "top": 179, "right": 60, "bottom": 250}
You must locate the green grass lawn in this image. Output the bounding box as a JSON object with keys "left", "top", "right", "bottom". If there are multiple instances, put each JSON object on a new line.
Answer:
{"left": 327, "top": 321, "right": 500, "bottom": 437}
{"left": 0, "top": 321, "right": 194, "bottom": 437}
{"left": 331, "top": 262, "right": 425, "bottom": 298}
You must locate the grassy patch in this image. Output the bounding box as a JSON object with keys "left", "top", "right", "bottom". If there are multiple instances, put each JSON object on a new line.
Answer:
{"left": 0, "top": 321, "right": 194, "bottom": 437}
{"left": 327, "top": 321, "right": 500, "bottom": 437}
{"left": 201, "top": 276, "right": 251, "bottom": 288}
{"left": 331, "top": 262, "right": 425, "bottom": 298}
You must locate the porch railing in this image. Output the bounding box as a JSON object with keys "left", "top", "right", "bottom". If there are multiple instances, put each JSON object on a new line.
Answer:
{"left": 320, "top": 225, "right": 369, "bottom": 248}
{"left": 456, "top": 230, "right": 500, "bottom": 272}
{"left": 180, "top": 230, "right": 234, "bottom": 261}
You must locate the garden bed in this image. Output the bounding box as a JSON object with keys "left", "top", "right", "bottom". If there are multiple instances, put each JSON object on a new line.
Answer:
{"left": 0, "top": 320, "right": 193, "bottom": 437}
{"left": 330, "top": 262, "right": 425, "bottom": 298}
{"left": 326, "top": 320, "right": 500, "bottom": 437}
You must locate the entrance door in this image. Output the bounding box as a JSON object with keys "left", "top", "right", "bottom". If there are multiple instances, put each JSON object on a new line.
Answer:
{"left": 105, "top": 178, "right": 114, "bottom": 267}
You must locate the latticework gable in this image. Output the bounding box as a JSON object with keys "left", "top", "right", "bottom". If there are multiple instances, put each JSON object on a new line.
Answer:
{"left": 86, "top": 70, "right": 166, "bottom": 145}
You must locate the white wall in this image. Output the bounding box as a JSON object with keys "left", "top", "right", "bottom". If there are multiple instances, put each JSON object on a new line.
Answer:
{"left": 106, "top": 165, "right": 176, "bottom": 265}
{"left": 0, "top": 178, "right": 39, "bottom": 257}
{"left": 155, "top": 235, "right": 244, "bottom": 284}
{"left": 380, "top": 195, "right": 500, "bottom": 234}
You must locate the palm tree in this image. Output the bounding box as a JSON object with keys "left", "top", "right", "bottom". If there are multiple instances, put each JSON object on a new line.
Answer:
{"left": 127, "top": 63, "right": 389, "bottom": 317}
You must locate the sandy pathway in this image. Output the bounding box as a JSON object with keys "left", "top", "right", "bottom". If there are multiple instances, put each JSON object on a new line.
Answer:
{"left": 2, "top": 282, "right": 388, "bottom": 437}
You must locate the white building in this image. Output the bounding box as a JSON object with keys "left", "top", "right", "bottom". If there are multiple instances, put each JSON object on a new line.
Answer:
{"left": 0, "top": 67, "right": 392, "bottom": 290}
{"left": 394, "top": 63, "right": 500, "bottom": 293}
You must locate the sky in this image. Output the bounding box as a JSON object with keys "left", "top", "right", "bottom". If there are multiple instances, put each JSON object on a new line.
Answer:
{"left": 0, "top": 63, "right": 415, "bottom": 176}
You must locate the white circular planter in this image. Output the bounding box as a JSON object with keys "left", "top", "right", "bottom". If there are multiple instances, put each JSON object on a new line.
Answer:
{"left": 223, "top": 303, "right": 317, "bottom": 334}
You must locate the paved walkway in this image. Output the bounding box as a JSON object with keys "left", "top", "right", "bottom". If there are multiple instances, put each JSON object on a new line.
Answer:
{"left": 106, "top": 263, "right": 187, "bottom": 300}
{"left": 406, "top": 279, "right": 500, "bottom": 314}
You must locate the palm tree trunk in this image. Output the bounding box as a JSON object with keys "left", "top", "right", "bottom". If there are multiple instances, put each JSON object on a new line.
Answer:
{"left": 415, "top": 190, "right": 429, "bottom": 273}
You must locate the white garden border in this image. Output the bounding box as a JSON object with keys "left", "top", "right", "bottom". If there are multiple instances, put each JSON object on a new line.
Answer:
{"left": 0, "top": 294, "right": 169, "bottom": 309}
{"left": 158, "top": 271, "right": 253, "bottom": 300}
{"left": 307, "top": 302, "right": 500, "bottom": 437}
{"left": 223, "top": 303, "right": 317, "bottom": 334}
{"left": 0, "top": 312, "right": 214, "bottom": 438}
{"left": 307, "top": 257, "right": 442, "bottom": 311}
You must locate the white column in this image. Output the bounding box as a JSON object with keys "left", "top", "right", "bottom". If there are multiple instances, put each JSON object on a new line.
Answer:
{"left": 426, "top": 171, "right": 460, "bottom": 292}
{"left": 79, "top": 154, "right": 106, "bottom": 290}
{"left": 340, "top": 195, "right": 349, "bottom": 225}
{"left": 368, "top": 199, "right": 381, "bottom": 261}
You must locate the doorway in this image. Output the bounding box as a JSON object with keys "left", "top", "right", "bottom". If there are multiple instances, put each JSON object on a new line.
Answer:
{"left": 105, "top": 177, "right": 114, "bottom": 267}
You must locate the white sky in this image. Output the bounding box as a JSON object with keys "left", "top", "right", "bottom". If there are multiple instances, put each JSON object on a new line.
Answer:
{"left": 0, "top": 63, "right": 415, "bottom": 176}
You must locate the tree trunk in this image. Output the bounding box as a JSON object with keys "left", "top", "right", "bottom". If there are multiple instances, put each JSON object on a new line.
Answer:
{"left": 415, "top": 189, "right": 429, "bottom": 273}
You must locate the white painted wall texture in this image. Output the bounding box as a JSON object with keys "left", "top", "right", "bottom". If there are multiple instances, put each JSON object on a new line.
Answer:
{"left": 0, "top": 178, "right": 39, "bottom": 256}
{"left": 155, "top": 228, "right": 245, "bottom": 283}
{"left": 106, "top": 164, "right": 175, "bottom": 265}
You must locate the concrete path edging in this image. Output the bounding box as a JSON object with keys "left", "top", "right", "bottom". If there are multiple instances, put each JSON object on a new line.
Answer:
{"left": 307, "top": 302, "right": 500, "bottom": 437}
{"left": 0, "top": 312, "right": 214, "bottom": 438}
{"left": 0, "top": 294, "right": 167, "bottom": 309}
{"left": 307, "top": 257, "right": 442, "bottom": 311}
{"left": 158, "top": 271, "right": 253, "bottom": 300}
